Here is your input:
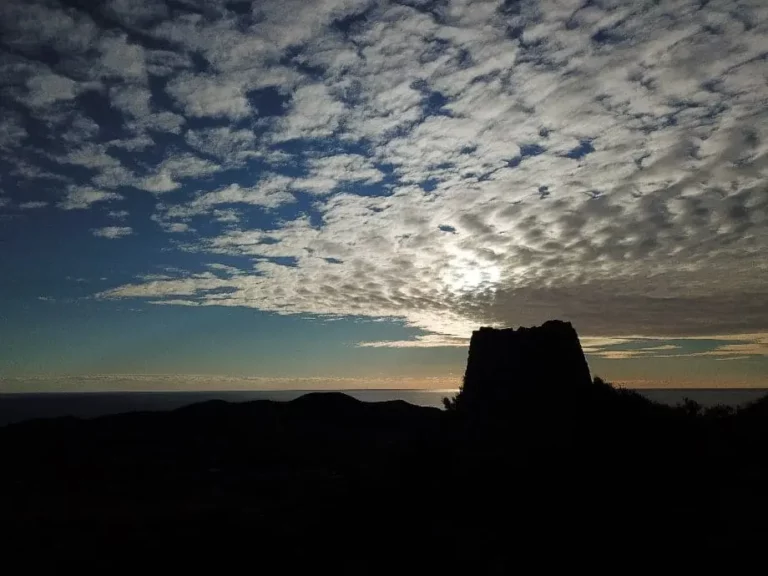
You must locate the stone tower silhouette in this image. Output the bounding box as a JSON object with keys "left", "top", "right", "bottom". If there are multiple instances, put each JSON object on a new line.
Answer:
{"left": 461, "top": 320, "right": 592, "bottom": 408}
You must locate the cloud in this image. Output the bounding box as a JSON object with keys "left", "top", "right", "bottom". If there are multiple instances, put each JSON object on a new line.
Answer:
{"left": 0, "top": 112, "right": 27, "bottom": 149}
{"left": 135, "top": 172, "right": 179, "bottom": 193}
{"left": 0, "top": 0, "right": 766, "bottom": 350}
{"left": 357, "top": 334, "right": 470, "bottom": 348}
{"left": 185, "top": 126, "right": 257, "bottom": 161}
{"left": 679, "top": 334, "right": 768, "bottom": 358}
{"left": 213, "top": 208, "right": 240, "bottom": 223}
{"left": 274, "top": 83, "right": 346, "bottom": 141}
{"left": 589, "top": 350, "right": 654, "bottom": 360}
{"left": 145, "top": 48, "right": 193, "bottom": 76}
{"left": 108, "top": 135, "right": 155, "bottom": 151}
{"left": 62, "top": 144, "right": 124, "bottom": 171}
{"left": 167, "top": 72, "right": 252, "bottom": 119}
{"left": 583, "top": 341, "right": 684, "bottom": 359}
{"left": 190, "top": 179, "right": 296, "bottom": 210}
{"left": 18, "top": 201, "right": 48, "bottom": 210}
{"left": 0, "top": 1, "right": 98, "bottom": 55}
{"left": 109, "top": 84, "right": 151, "bottom": 119}
{"left": 149, "top": 174, "right": 296, "bottom": 229}
{"left": 109, "top": 84, "right": 185, "bottom": 134}
{"left": 92, "top": 226, "right": 133, "bottom": 239}
{"left": 61, "top": 114, "right": 100, "bottom": 143}
{"left": 58, "top": 187, "right": 123, "bottom": 210}
{"left": 134, "top": 152, "right": 223, "bottom": 193}
{"left": 166, "top": 222, "right": 191, "bottom": 233}
{"left": 98, "top": 34, "right": 146, "bottom": 80}
{"left": 291, "top": 154, "right": 386, "bottom": 195}
{"left": 25, "top": 72, "right": 83, "bottom": 107}
{"left": 207, "top": 263, "right": 244, "bottom": 276}
{"left": 585, "top": 334, "right": 768, "bottom": 359}
{"left": 150, "top": 213, "right": 192, "bottom": 233}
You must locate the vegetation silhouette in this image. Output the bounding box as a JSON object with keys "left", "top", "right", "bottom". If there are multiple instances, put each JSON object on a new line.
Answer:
{"left": 3, "top": 320, "right": 768, "bottom": 570}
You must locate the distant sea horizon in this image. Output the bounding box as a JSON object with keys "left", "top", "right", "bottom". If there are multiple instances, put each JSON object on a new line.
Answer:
{"left": 1, "top": 388, "right": 767, "bottom": 427}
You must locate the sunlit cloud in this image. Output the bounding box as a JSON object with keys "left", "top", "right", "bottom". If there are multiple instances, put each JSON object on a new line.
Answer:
{"left": 357, "top": 334, "right": 470, "bottom": 348}
{"left": 1, "top": 0, "right": 766, "bottom": 353}
{"left": 92, "top": 226, "right": 133, "bottom": 239}
{"left": 59, "top": 187, "right": 123, "bottom": 210}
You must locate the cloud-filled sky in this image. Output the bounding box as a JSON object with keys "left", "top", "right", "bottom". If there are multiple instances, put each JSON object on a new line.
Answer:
{"left": 1, "top": 0, "right": 767, "bottom": 391}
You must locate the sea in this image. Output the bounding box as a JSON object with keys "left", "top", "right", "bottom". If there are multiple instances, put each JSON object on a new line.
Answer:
{"left": 0, "top": 388, "right": 766, "bottom": 427}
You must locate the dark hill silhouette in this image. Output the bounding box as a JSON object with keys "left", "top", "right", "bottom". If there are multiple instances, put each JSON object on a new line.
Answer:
{"left": 3, "top": 320, "right": 768, "bottom": 570}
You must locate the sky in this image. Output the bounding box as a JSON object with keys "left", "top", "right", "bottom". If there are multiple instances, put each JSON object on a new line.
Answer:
{"left": 1, "top": 0, "right": 767, "bottom": 392}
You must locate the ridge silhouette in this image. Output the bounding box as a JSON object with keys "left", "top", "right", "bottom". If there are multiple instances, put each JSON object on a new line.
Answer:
{"left": 2, "top": 320, "right": 768, "bottom": 570}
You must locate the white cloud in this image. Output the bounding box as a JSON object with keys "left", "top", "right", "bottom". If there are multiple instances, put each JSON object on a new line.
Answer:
{"left": 153, "top": 12, "right": 269, "bottom": 73}
{"left": 25, "top": 73, "right": 81, "bottom": 107}
{"left": 274, "top": 83, "right": 346, "bottom": 141}
{"left": 145, "top": 49, "right": 193, "bottom": 76}
{"left": 134, "top": 152, "right": 223, "bottom": 193}
{"left": 291, "top": 153, "right": 386, "bottom": 195}
{"left": 108, "top": 135, "right": 154, "bottom": 151}
{"left": 110, "top": 85, "right": 185, "bottom": 134}
{"left": 109, "top": 84, "right": 151, "bottom": 119}
{"left": 0, "top": 1, "right": 98, "bottom": 55}
{"left": 92, "top": 226, "right": 133, "bottom": 239}
{"left": 61, "top": 114, "right": 100, "bottom": 143}
{"left": 191, "top": 179, "right": 296, "bottom": 211}
{"left": 167, "top": 72, "right": 252, "bottom": 119}
{"left": 90, "top": 164, "right": 139, "bottom": 190}
{"left": 677, "top": 334, "right": 768, "bottom": 358}
{"left": 149, "top": 174, "right": 296, "bottom": 226}
{"left": 357, "top": 334, "right": 470, "bottom": 348}
{"left": 18, "top": 201, "right": 48, "bottom": 210}
{"left": 1, "top": 0, "right": 766, "bottom": 347}
{"left": 98, "top": 34, "right": 146, "bottom": 80}
{"left": 0, "top": 112, "right": 27, "bottom": 149}
{"left": 7, "top": 159, "right": 70, "bottom": 182}
{"left": 135, "top": 171, "right": 179, "bottom": 193}
{"left": 185, "top": 126, "right": 257, "bottom": 161}
{"left": 150, "top": 212, "right": 192, "bottom": 233}
{"left": 213, "top": 208, "right": 241, "bottom": 223}
{"left": 58, "top": 186, "right": 122, "bottom": 210}
{"left": 63, "top": 144, "right": 123, "bottom": 170}
{"left": 143, "top": 111, "right": 185, "bottom": 134}
{"left": 166, "top": 222, "right": 191, "bottom": 233}
{"left": 207, "top": 263, "right": 244, "bottom": 275}
{"left": 584, "top": 334, "right": 768, "bottom": 359}
{"left": 159, "top": 152, "right": 222, "bottom": 179}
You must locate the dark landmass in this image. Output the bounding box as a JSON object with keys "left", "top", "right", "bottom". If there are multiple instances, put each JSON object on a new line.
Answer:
{"left": 4, "top": 320, "right": 768, "bottom": 570}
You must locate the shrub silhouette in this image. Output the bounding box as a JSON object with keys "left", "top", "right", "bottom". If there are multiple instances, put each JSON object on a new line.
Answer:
{"left": 680, "top": 396, "right": 703, "bottom": 417}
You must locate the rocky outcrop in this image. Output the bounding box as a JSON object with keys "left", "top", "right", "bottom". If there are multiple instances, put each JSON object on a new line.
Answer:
{"left": 461, "top": 320, "right": 592, "bottom": 407}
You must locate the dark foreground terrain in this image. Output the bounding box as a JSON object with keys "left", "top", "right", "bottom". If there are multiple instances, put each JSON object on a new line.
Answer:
{"left": 4, "top": 322, "right": 768, "bottom": 571}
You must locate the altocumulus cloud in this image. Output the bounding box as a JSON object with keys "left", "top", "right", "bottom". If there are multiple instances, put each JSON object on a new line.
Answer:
{"left": 93, "top": 226, "right": 133, "bottom": 239}
{"left": 1, "top": 0, "right": 767, "bottom": 348}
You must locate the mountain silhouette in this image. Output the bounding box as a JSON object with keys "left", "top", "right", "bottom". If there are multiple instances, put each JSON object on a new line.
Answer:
{"left": 3, "top": 320, "right": 768, "bottom": 570}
